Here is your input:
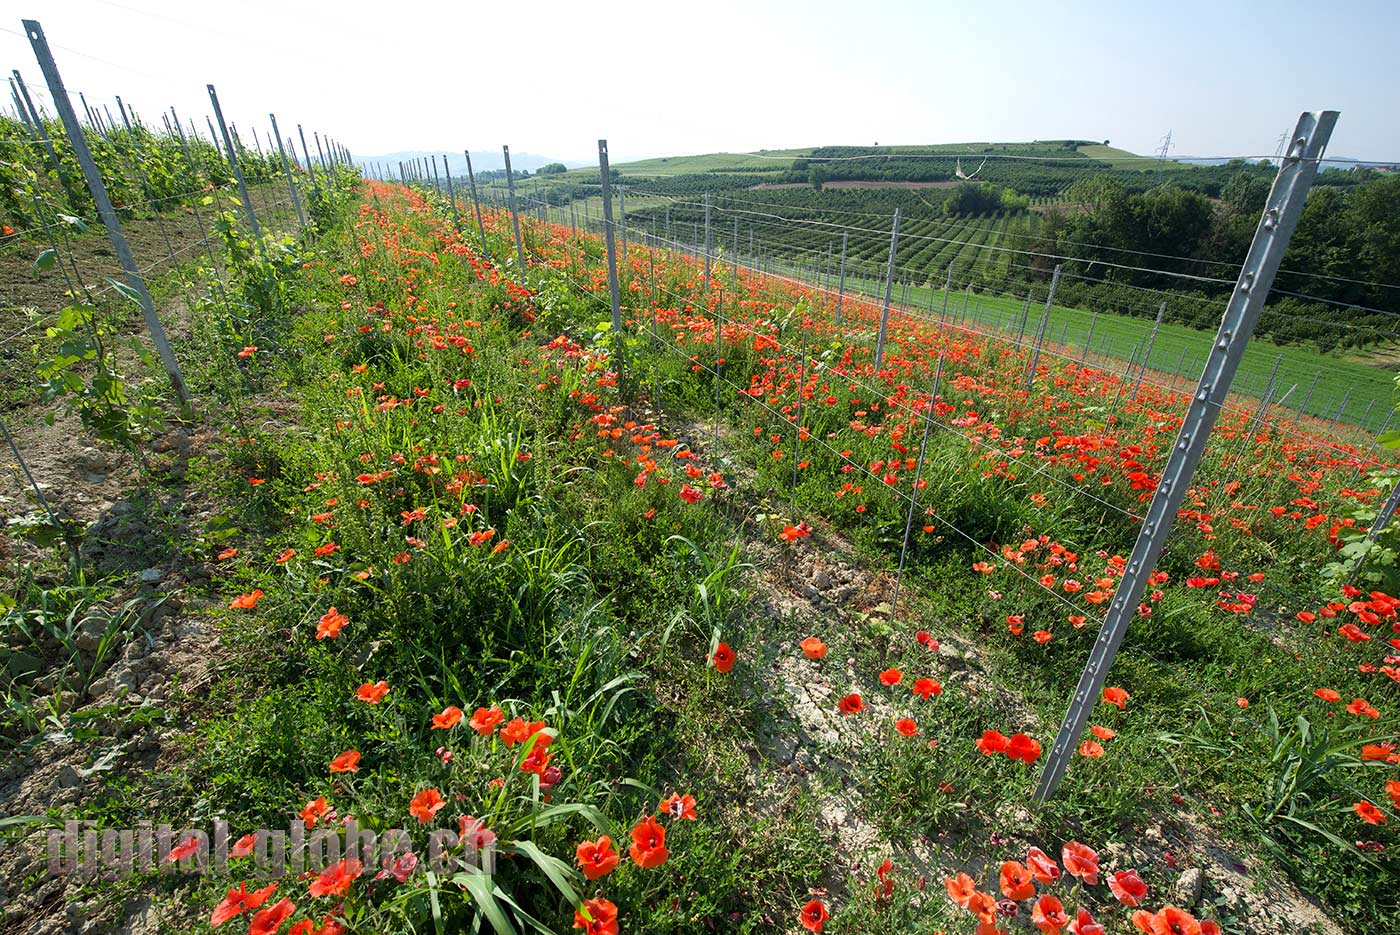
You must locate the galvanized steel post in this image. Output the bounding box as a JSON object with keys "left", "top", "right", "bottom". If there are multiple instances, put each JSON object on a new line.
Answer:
{"left": 703, "top": 192, "right": 712, "bottom": 290}
{"left": 1025, "top": 265, "right": 1062, "bottom": 389}
{"left": 873, "top": 208, "right": 902, "bottom": 371}
{"left": 269, "top": 113, "right": 305, "bottom": 228}
{"left": 442, "top": 154, "right": 461, "bottom": 234}
{"left": 463, "top": 151, "right": 489, "bottom": 260}
{"left": 207, "top": 84, "right": 261, "bottom": 242}
{"left": 25, "top": 19, "right": 190, "bottom": 408}
{"left": 1130, "top": 304, "right": 1166, "bottom": 398}
{"left": 597, "top": 140, "right": 623, "bottom": 332}
{"left": 1034, "top": 111, "right": 1338, "bottom": 803}
{"left": 502, "top": 145, "right": 526, "bottom": 273}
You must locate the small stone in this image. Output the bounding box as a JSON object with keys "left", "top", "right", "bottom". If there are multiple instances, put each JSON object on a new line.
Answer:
{"left": 811, "top": 570, "right": 833, "bottom": 590}
{"left": 1174, "top": 868, "right": 1204, "bottom": 907}
{"left": 55, "top": 765, "right": 82, "bottom": 789}
{"left": 75, "top": 616, "right": 108, "bottom": 652}
{"left": 140, "top": 568, "right": 163, "bottom": 584}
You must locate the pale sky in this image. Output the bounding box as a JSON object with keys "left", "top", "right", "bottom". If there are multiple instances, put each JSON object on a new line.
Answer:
{"left": 4, "top": 0, "right": 1396, "bottom": 166}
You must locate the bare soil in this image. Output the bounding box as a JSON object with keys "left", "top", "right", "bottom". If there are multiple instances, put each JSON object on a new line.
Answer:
{"left": 0, "top": 185, "right": 299, "bottom": 935}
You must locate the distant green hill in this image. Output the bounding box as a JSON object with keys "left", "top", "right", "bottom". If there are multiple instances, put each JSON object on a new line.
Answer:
{"left": 577, "top": 140, "right": 1179, "bottom": 178}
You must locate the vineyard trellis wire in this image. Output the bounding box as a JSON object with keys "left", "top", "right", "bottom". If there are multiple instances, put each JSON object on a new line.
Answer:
{"left": 8, "top": 10, "right": 1400, "bottom": 879}
{"left": 380, "top": 114, "right": 1400, "bottom": 813}
{"left": 2, "top": 17, "right": 361, "bottom": 548}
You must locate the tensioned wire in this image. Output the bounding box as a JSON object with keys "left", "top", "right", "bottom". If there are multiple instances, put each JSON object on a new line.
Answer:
{"left": 530, "top": 190, "right": 1400, "bottom": 826}
{"left": 0, "top": 175, "right": 276, "bottom": 242}
{"left": 612, "top": 204, "right": 1400, "bottom": 430}
{"left": 642, "top": 186, "right": 1400, "bottom": 297}
{"left": 604, "top": 212, "right": 1389, "bottom": 469}
{"left": 509, "top": 194, "right": 1145, "bottom": 555}
{"left": 439, "top": 180, "right": 1400, "bottom": 790}
{"left": 2, "top": 191, "right": 298, "bottom": 344}
{"left": 369, "top": 177, "right": 1400, "bottom": 826}
{"left": 575, "top": 230, "right": 1151, "bottom": 534}
{"left": 530, "top": 196, "right": 1398, "bottom": 470}
{"left": 615, "top": 186, "right": 1400, "bottom": 318}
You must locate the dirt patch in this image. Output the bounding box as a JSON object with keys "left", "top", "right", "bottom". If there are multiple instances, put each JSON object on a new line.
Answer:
{"left": 0, "top": 415, "right": 229, "bottom": 935}
{"left": 652, "top": 406, "right": 1347, "bottom": 935}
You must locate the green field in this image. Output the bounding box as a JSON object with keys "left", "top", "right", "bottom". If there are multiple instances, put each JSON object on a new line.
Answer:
{"left": 505, "top": 191, "right": 1394, "bottom": 436}
{"left": 764, "top": 259, "right": 1395, "bottom": 437}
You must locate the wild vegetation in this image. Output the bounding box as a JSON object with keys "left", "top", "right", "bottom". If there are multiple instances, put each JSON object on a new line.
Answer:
{"left": 3, "top": 113, "right": 1400, "bottom": 935}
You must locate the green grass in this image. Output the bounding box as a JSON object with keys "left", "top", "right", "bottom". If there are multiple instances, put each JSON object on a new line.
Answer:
{"left": 1076, "top": 143, "right": 1193, "bottom": 171}
{"left": 12, "top": 173, "right": 1396, "bottom": 935}
{"left": 776, "top": 259, "right": 1396, "bottom": 433}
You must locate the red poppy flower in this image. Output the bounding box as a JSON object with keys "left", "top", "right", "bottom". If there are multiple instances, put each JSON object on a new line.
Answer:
{"left": 247, "top": 899, "right": 296, "bottom": 935}
{"left": 1069, "top": 908, "right": 1105, "bottom": 935}
{"left": 660, "top": 792, "right": 698, "bottom": 820}
{"left": 1090, "top": 725, "right": 1116, "bottom": 740}
{"left": 469, "top": 706, "right": 505, "bottom": 735}
{"left": 166, "top": 835, "right": 201, "bottom": 862}
{"left": 1346, "top": 698, "right": 1379, "bottom": 718}
{"left": 308, "top": 858, "right": 363, "bottom": 898}
{"left": 1109, "top": 869, "right": 1148, "bottom": 906}
{"left": 781, "top": 523, "right": 812, "bottom": 542}
{"left": 799, "top": 899, "right": 828, "bottom": 933}
{"left": 1102, "top": 686, "right": 1130, "bottom": 709}
{"left": 838, "top": 693, "right": 864, "bottom": 715}
{"left": 966, "top": 890, "right": 998, "bottom": 924}
{"left": 575, "top": 836, "right": 619, "bottom": 880}
{"left": 711, "top": 641, "right": 736, "bottom": 672}
{"left": 1354, "top": 800, "right": 1387, "bottom": 825}
{"left": 1312, "top": 688, "right": 1341, "bottom": 703}
{"left": 874, "top": 857, "right": 894, "bottom": 899}
{"left": 328, "top": 750, "right": 360, "bottom": 773}
{"left": 431, "top": 705, "right": 463, "bottom": 729}
{"left": 356, "top": 680, "right": 389, "bottom": 704}
{"left": 1061, "top": 841, "right": 1099, "bottom": 885}
{"left": 499, "top": 717, "right": 547, "bottom": 747}
{"left": 912, "top": 677, "right": 942, "bottom": 699}
{"left": 628, "top": 815, "right": 669, "bottom": 868}
{"left": 944, "top": 871, "right": 977, "bottom": 907}
{"left": 1032, "top": 894, "right": 1068, "bottom": 934}
{"left": 230, "top": 590, "right": 264, "bottom": 610}
{"left": 316, "top": 607, "right": 349, "bottom": 639}
{"left": 1006, "top": 733, "right": 1042, "bottom": 764}
{"left": 299, "top": 796, "right": 328, "bottom": 828}
{"left": 800, "top": 636, "right": 827, "bottom": 659}
{"left": 573, "top": 897, "right": 619, "bottom": 935}
{"left": 895, "top": 717, "right": 919, "bottom": 737}
{"left": 1026, "top": 846, "right": 1060, "bottom": 884}
{"left": 230, "top": 833, "right": 257, "bottom": 859}
{"left": 409, "top": 788, "right": 445, "bottom": 824}
{"left": 976, "top": 729, "right": 1010, "bottom": 755}
{"left": 1078, "top": 740, "right": 1105, "bottom": 758}
{"left": 879, "top": 667, "right": 902, "bottom": 686}
{"left": 999, "top": 860, "right": 1035, "bottom": 900}
{"left": 210, "top": 881, "right": 278, "bottom": 926}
